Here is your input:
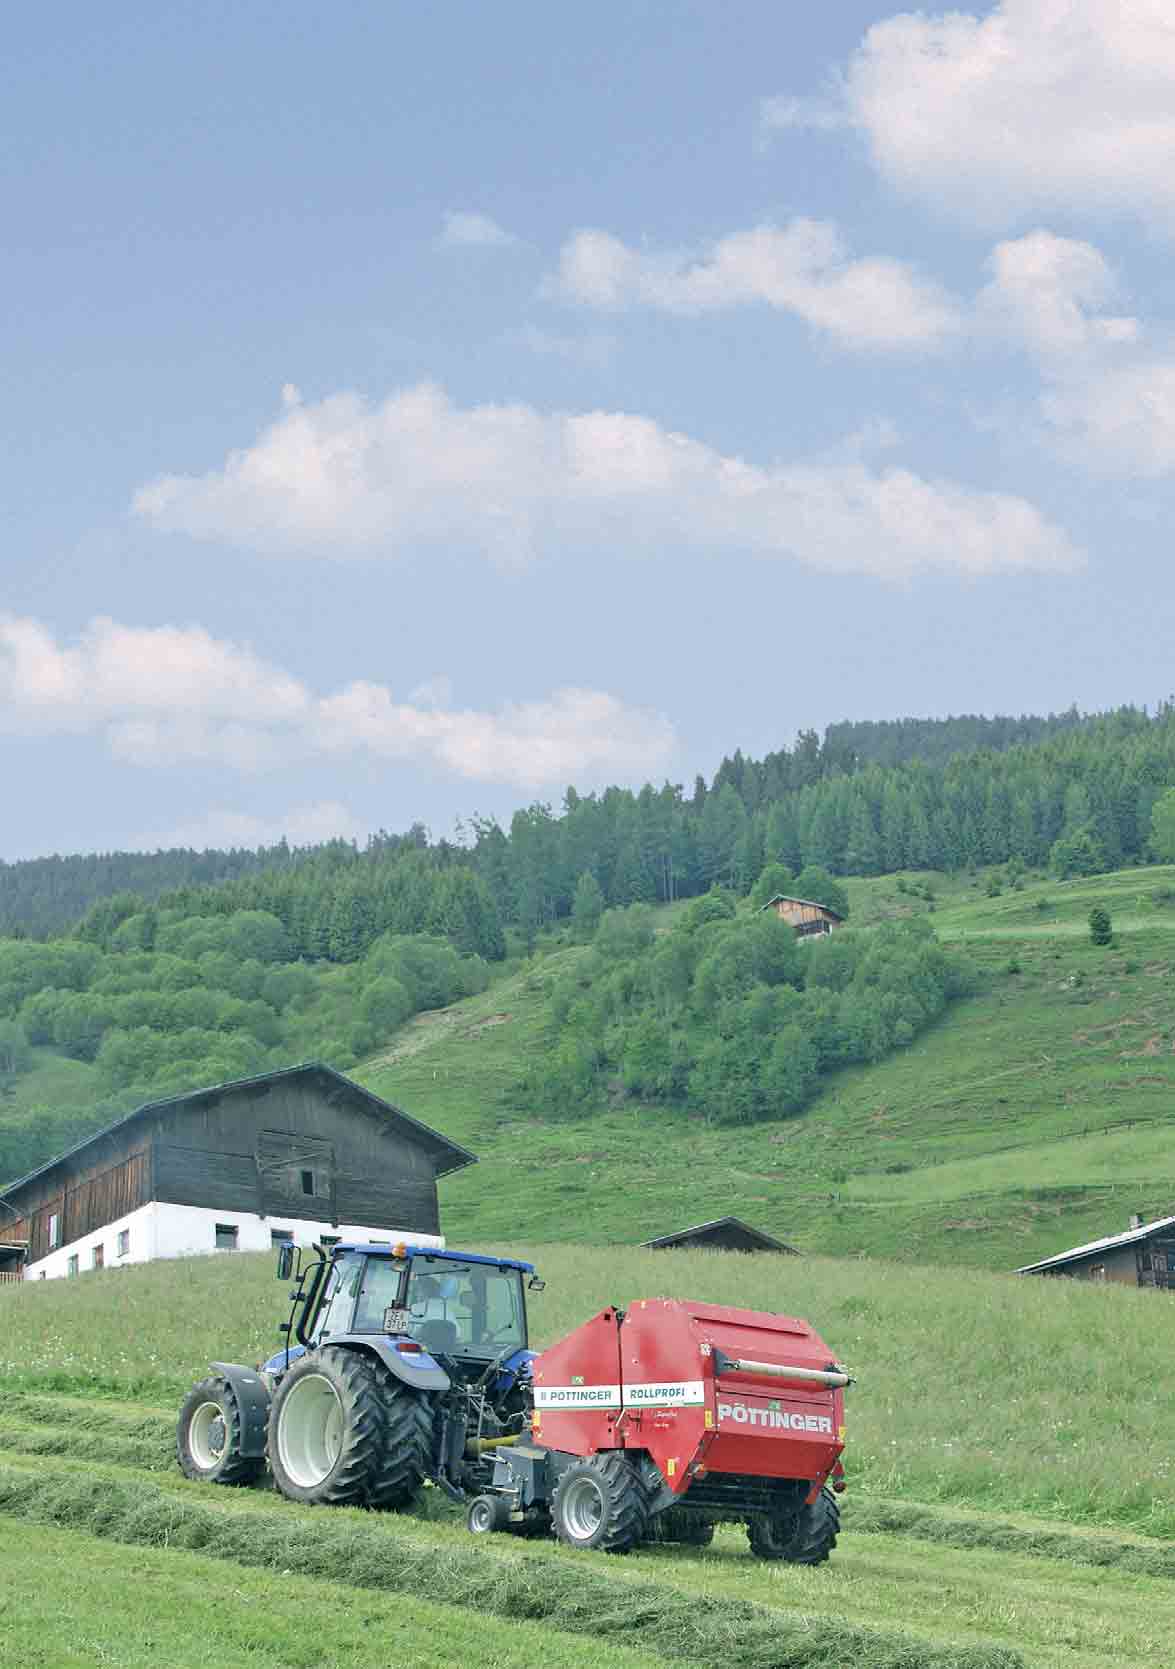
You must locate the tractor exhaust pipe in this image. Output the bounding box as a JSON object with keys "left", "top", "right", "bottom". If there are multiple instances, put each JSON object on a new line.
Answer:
{"left": 714, "top": 1348, "right": 853, "bottom": 1389}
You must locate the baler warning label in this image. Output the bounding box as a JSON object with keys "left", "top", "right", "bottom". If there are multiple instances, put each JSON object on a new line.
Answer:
{"left": 622, "top": 1380, "right": 706, "bottom": 1408}
{"left": 534, "top": 1384, "right": 622, "bottom": 1409}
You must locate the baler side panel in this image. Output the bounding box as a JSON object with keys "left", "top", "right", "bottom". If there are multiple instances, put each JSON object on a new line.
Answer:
{"left": 618, "top": 1300, "right": 713, "bottom": 1494}
{"left": 531, "top": 1308, "right": 624, "bottom": 1457}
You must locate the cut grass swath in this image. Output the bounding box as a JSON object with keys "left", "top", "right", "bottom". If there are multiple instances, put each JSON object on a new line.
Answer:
{"left": 0, "top": 1464, "right": 1023, "bottom": 1669}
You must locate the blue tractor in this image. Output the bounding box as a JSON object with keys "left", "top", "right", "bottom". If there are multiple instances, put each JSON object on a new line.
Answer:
{"left": 176, "top": 1240, "right": 544, "bottom": 1517}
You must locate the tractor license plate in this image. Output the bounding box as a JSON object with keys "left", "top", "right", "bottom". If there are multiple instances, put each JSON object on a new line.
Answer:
{"left": 383, "top": 1308, "right": 411, "bottom": 1334}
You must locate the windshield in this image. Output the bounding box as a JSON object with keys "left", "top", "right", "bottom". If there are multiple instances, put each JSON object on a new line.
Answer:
{"left": 403, "top": 1255, "right": 526, "bottom": 1359}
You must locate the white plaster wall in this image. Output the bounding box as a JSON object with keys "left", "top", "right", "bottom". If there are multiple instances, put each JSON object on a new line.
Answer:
{"left": 24, "top": 1200, "right": 444, "bottom": 1281}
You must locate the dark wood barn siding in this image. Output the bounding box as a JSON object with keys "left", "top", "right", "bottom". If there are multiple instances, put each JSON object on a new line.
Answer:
{"left": 147, "top": 1076, "right": 441, "bottom": 1234}
{"left": 0, "top": 1149, "right": 149, "bottom": 1264}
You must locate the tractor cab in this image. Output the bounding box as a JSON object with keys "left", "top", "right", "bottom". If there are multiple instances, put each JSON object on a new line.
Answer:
{"left": 275, "top": 1240, "right": 542, "bottom": 1381}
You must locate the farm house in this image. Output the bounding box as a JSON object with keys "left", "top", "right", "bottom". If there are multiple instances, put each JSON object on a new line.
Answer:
{"left": 1016, "top": 1212, "right": 1175, "bottom": 1288}
{"left": 0, "top": 1061, "right": 474, "bottom": 1281}
{"left": 642, "top": 1217, "right": 798, "bottom": 1254}
{"left": 759, "top": 895, "right": 844, "bottom": 939}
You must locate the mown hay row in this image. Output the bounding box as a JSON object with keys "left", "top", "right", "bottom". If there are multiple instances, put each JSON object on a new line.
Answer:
{"left": 2, "top": 1391, "right": 172, "bottom": 1441}
{"left": 849, "top": 1497, "right": 1175, "bottom": 1580}
{"left": 0, "top": 1418, "right": 173, "bottom": 1474}
{"left": 0, "top": 1465, "right": 1022, "bottom": 1669}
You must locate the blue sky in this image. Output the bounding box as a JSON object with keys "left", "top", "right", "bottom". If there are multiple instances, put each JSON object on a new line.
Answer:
{"left": 4, "top": 1, "right": 1175, "bottom": 860}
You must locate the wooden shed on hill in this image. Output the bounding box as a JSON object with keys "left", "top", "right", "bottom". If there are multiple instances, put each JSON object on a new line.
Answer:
{"left": 1016, "top": 1212, "right": 1175, "bottom": 1288}
{"left": 760, "top": 895, "right": 843, "bottom": 939}
{"left": 642, "top": 1217, "right": 798, "bottom": 1254}
{"left": 0, "top": 1062, "right": 475, "bottom": 1282}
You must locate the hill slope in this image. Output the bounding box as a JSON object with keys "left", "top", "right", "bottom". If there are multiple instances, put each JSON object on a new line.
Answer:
{"left": 352, "top": 865, "right": 1175, "bottom": 1271}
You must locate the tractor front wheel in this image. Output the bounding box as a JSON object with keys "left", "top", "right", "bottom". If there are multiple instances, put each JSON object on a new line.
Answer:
{"left": 268, "top": 1349, "right": 431, "bottom": 1509}
{"left": 550, "top": 1452, "right": 649, "bottom": 1554}
{"left": 176, "top": 1376, "right": 264, "bottom": 1487}
{"left": 747, "top": 1486, "right": 840, "bottom": 1564}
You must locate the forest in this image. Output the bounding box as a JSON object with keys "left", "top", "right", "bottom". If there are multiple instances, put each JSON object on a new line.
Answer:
{"left": 0, "top": 703, "right": 1122, "bottom": 942}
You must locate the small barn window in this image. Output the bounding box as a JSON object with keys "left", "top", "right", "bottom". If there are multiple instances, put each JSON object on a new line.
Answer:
{"left": 92, "top": 1244, "right": 104, "bottom": 1270}
{"left": 117, "top": 1229, "right": 130, "bottom": 1258}
{"left": 67, "top": 1254, "right": 79, "bottom": 1277}
{"left": 271, "top": 1228, "right": 294, "bottom": 1247}
{"left": 300, "top": 1170, "right": 316, "bottom": 1197}
{"left": 48, "top": 1213, "right": 60, "bottom": 1249}
{"left": 215, "top": 1223, "right": 239, "bottom": 1251}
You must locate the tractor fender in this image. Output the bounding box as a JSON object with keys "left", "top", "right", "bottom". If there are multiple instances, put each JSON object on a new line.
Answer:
{"left": 322, "top": 1334, "right": 451, "bottom": 1393}
{"left": 209, "top": 1361, "right": 271, "bottom": 1458}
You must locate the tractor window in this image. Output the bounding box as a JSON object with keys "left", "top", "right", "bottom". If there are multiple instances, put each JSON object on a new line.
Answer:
{"left": 404, "top": 1257, "right": 526, "bottom": 1359}
{"left": 352, "top": 1257, "right": 409, "bottom": 1332}
{"left": 314, "top": 1252, "right": 365, "bottom": 1339}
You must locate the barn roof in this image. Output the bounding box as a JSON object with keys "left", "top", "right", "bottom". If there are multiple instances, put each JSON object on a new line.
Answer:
{"left": 0, "top": 1061, "right": 477, "bottom": 1202}
{"left": 1015, "top": 1213, "right": 1175, "bottom": 1275}
{"left": 759, "top": 895, "right": 845, "bottom": 922}
{"left": 641, "top": 1216, "right": 798, "bottom": 1253}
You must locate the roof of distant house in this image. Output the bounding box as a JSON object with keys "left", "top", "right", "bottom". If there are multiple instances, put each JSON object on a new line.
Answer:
{"left": 759, "top": 894, "right": 845, "bottom": 921}
{"left": 1015, "top": 1213, "right": 1175, "bottom": 1275}
{"left": 641, "top": 1216, "right": 798, "bottom": 1252}
{"left": 0, "top": 1061, "right": 477, "bottom": 1202}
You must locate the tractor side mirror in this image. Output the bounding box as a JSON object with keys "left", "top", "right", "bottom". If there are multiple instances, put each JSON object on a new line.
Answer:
{"left": 527, "top": 1275, "right": 546, "bottom": 1292}
{"left": 276, "top": 1243, "right": 296, "bottom": 1282}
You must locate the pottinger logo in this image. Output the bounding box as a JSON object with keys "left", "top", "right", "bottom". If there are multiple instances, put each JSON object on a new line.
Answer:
{"left": 718, "top": 1401, "right": 833, "bottom": 1433}
{"left": 534, "top": 1384, "right": 621, "bottom": 1409}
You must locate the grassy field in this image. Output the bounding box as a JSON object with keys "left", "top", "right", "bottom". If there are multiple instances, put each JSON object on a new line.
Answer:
{"left": 337, "top": 863, "right": 1175, "bottom": 1270}
{"left": 3, "top": 1241, "right": 1173, "bottom": 1535}
{"left": 3, "top": 1241, "right": 1175, "bottom": 1667}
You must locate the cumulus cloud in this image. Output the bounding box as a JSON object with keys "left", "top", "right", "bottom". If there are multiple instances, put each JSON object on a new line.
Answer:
{"left": 550, "top": 221, "right": 962, "bottom": 351}
{"left": 1039, "top": 358, "right": 1175, "bottom": 478}
{"left": 128, "top": 801, "right": 366, "bottom": 853}
{"left": 770, "top": 0, "right": 1175, "bottom": 233}
{"left": 440, "top": 211, "right": 517, "bottom": 248}
{"left": 980, "top": 232, "right": 1139, "bottom": 358}
{"left": 0, "top": 615, "right": 677, "bottom": 787}
{"left": 131, "top": 382, "right": 1078, "bottom": 577}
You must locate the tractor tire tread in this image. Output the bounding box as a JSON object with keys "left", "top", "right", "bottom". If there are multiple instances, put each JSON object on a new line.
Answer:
{"left": 268, "top": 1349, "right": 409, "bottom": 1508}
{"left": 366, "top": 1375, "right": 433, "bottom": 1509}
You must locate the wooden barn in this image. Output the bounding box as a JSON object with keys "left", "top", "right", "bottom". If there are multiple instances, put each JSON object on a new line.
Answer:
{"left": 642, "top": 1217, "right": 798, "bottom": 1254}
{"left": 0, "top": 1062, "right": 474, "bottom": 1282}
{"left": 1016, "top": 1213, "right": 1175, "bottom": 1288}
{"left": 760, "top": 895, "right": 844, "bottom": 939}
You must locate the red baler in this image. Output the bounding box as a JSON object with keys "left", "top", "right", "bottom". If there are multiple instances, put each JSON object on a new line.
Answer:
{"left": 474, "top": 1296, "right": 851, "bottom": 1558}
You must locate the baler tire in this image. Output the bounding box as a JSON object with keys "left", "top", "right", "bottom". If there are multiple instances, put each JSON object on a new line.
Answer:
{"left": 366, "top": 1378, "right": 433, "bottom": 1510}
{"left": 747, "top": 1486, "right": 840, "bottom": 1565}
{"left": 467, "top": 1494, "right": 511, "bottom": 1534}
{"left": 177, "top": 1376, "right": 264, "bottom": 1487}
{"left": 550, "top": 1452, "right": 649, "bottom": 1554}
{"left": 653, "top": 1508, "right": 715, "bottom": 1547}
{"left": 268, "top": 1349, "right": 399, "bottom": 1508}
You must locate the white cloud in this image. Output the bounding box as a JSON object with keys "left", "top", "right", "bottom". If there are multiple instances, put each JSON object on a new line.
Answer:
{"left": 0, "top": 614, "right": 677, "bottom": 787}
{"left": 129, "top": 801, "right": 366, "bottom": 853}
{"left": 1039, "top": 358, "right": 1175, "bottom": 477}
{"left": 131, "top": 382, "right": 1077, "bottom": 577}
{"left": 777, "top": 0, "right": 1175, "bottom": 232}
{"left": 439, "top": 211, "right": 517, "bottom": 248}
{"left": 980, "top": 232, "right": 1139, "bottom": 357}
{"left": 550, "top": 221, "right": 962, "bottom": 351}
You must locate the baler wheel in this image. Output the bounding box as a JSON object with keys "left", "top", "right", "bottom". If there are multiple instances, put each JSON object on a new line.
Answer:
{"left": 550, "top": 1452, "right": 649, "bottom": 1554}
{"left": 177, "top": 1376, "right": 264, "bottom": 1487}
{"left": 268, "top": 1348, "right": 428, "bottom": 1509}
{"left": 747, "top": 1486, "right": 840, "bottom": 1564}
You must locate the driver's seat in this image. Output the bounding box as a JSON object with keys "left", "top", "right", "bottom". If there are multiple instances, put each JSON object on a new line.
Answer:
{"left": 417, "top": 1318, "right": 460, "bottom": 1355}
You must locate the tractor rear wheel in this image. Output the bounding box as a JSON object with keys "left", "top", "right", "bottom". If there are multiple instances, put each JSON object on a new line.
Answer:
{"left": 177, "top": 1376, "right": 265, "bottom": 1487}
{"left": 550, "top": 1452, "right": 649, "bottom": 1554}
{"left": 747, "top": 1486, "right": 840, "bottom": 1564}
{"left": 268, "top": 1349, "right": 430, "bottom": 1509}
